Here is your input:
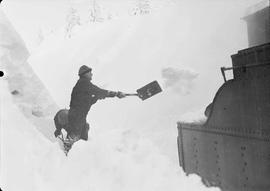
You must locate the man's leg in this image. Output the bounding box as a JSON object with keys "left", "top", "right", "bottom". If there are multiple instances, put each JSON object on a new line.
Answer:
{"left": 65, "top": 110, "right": 85, "bottom": 151}
{"left": 80, "top": 123, "right": 90, "bottom": 141}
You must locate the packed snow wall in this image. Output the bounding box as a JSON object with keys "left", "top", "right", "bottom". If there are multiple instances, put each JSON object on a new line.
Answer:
{"left": 0, "top": 9, "right": 59, "bottom": 142}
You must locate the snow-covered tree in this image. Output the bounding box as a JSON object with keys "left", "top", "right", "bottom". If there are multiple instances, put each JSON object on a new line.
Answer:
{"left": 89, "top": 0, "right": 104, "bottom": 22}
{"left": 65, "top": 7, "right": 81, "bottom": 38}
{"left": 133, "top": 0, "right": 151, "bottom": 15}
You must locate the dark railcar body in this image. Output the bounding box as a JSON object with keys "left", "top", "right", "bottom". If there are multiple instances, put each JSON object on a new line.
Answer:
{"left": 177, "top": 42, "right": 270, "bottom": 191}
{"left": 177, "top": 2, "right": 270, "bottom": 190}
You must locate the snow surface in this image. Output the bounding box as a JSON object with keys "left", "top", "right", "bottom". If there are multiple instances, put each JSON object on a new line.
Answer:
{"left": 0, "top": 9, "right": 59, "bottom": 142}
{"left": 0, "top": 0, "right": 261, "bottom": 190}
{"left": 0, "top": 2, "right": 222, "bottom": 190}
{"left": 1, "top": 79, "right": 220, "bottom": 191}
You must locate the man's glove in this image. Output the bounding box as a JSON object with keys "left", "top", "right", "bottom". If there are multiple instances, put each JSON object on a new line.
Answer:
{"left": 116, "top": 91, "right": 126, "bottom": 98}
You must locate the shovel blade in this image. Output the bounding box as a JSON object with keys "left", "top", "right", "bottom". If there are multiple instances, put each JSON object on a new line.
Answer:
{"left": 136, "top": 80, "right": 162, "bottom": 100}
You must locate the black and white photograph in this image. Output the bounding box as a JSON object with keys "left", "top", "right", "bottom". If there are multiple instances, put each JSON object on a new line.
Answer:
{"left": 0, "top": 0, "right": 269, "bottom": 191}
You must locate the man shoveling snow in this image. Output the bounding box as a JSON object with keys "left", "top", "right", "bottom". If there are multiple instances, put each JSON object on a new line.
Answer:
{"left": 54, "top": 65, "right": 163, "bottom": 155}
{"left": 54, "top": 65, "right": 126, "bottom": 155}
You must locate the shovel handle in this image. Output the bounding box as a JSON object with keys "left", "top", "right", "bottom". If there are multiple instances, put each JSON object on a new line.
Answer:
{"left": 124, "top": 93, "right": 139, "bottom": 96}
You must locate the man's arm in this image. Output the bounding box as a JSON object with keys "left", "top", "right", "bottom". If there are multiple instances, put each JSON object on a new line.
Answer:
{"left": 91, "top": 83, "right": 125, "bottom": 99}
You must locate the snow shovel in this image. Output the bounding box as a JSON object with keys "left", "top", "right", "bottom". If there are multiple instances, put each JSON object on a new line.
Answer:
{"left": 124, "top": 80, "right": 162, "bottom": 100}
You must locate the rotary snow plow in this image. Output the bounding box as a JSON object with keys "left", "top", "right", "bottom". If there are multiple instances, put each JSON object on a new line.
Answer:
{"left": 177, "top": 28, "right": 270, "bottom": 191}
{"left": 177, "top": 2, "right": 270, "bottom": 190}
{"left": 177, "top": 43, "right": 270, "bottom": 191}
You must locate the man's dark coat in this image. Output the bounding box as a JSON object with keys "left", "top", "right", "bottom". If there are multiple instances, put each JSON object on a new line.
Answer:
{"left": 68, "top": 76, "right": 116, "bottom": 139}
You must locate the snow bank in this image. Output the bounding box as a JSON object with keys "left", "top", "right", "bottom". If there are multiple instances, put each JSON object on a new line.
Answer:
{"left": 0, "top": 79, "right": 220, "bottom": 191}
{"left": 0, "top": 1, "right": 238, "bottom": 190}
{"left": 0, "top": 8, "right": 58, "bottom": 141}
{"left": 0, "top": 81, "right": 64, "bottom": 191}
{"left": 178, "top": 108, "right": 207, "bottom": 124}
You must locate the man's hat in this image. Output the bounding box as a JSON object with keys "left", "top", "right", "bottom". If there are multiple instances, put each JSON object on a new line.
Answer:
{"left": 78, "top": 65, "right": 92, "bottom": 76}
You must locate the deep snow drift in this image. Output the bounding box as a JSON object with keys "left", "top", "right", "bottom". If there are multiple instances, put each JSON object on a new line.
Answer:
{"left": 0, "top": 9, "right": 58, "bottom": 141}
{"left": 0, "top": 7, "right": 221, "bottom": 190}
{"left": 0, "top": 2, "right": 222, "bottom": 190}
{"left": 0, "top": 80, "right": 220, "bottom": 191}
